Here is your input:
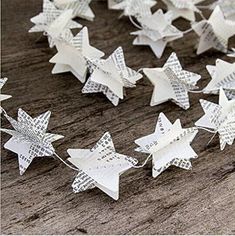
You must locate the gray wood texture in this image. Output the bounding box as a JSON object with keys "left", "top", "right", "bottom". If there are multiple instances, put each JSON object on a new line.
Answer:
{"left": 1, "top": 0, "right": 235, "bottom": 234}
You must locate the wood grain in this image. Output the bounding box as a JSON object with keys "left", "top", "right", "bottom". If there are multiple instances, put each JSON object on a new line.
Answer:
{"left": 1, "top": 0, "right": 235, "bottom": 234}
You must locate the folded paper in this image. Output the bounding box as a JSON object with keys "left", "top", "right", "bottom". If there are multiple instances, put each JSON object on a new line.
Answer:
{"left": 29, "top": 0, "right": 82, "bottom": 47}
{"left": 50, "top": 27, "right": 104, "bottom": 83}
{"left": 111, "top": 0, "right": 156, "bottom": 18}
{"left": 196, "top": 88, "right": 235, "bottom": 150}
{"left": 0, "top": 78, "right": 12, "bottom": 104}
{"left": 192, "top": 6, "right": 235, "bottom": 54}
{"left": 54, "top": 0, "right": 95, "bottom": 21}
{"left": 210, "top": 0, "right": 235, "bottom": 21}
{"left": 67, "top": 132, "right": 138, "bottom": 200}
{"left": 1, "top": 109, "right": 64, "bottom": 175}
{"left": 82, "top": 47, "right": 142, "bottom": 106}
{"left": 135, "top": 113, "right": 198, "bottom": 177}
{"left": 203, "top": 59, "right": 235, "bottom": 99}
{"left": 131, "top": 9, "right": 183, "bottom": 58}
{"left": 143, "top": 52, "right": 201, "bottom": 109}
{"left": 162, "top": 0, "right": 204, "bottom": 22}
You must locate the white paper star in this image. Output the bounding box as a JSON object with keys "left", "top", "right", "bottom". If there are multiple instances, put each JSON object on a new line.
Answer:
{"left": 1, "top": 109, "right": 64, "bottom": 175}
{"left": 50, "top": 27, "right": 104, "bottom": 83}
{"left": 135, "top": 113, "right": 198, "bottom": 178}
{"left": 0, "top": 78, "right": 11, "bottom": 104}
{"left": 67, "top": 132, "right": 137, "bottom": 200}
{"left": 111, "top": 0, "right": 157, "bottom": 18}
{"left": 203, "top": 59, "right": 235, "bottom": 99}
{"left": 82, "top": 47, "right": 142, "bottom": 106}
{"left": 131, "top": 9, "right": 183, "bottom": 58}
{"left": 210, "top": 0, "right": 235, "bottom": 21}
{"left": 162, "top": 0, "right": 204, "bottom": 22}
{"left": 29, "top": 0, "right": 82, "bottom": 47}
{"left": 192, "top": 6, "right": 235, "bottom": 54}
{"left": 143, "top": 52, "right": 201, "bottom": 109}
{"left": 54, "top": 0, "right": 95, "bottom": 21}
{"left": 196, "top": 88, "right": 235, "bottom": 150}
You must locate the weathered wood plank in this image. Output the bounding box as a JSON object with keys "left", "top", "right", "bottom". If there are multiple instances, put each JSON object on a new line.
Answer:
{"left": 1, "top": 0, "right": 235, "bottom": 234}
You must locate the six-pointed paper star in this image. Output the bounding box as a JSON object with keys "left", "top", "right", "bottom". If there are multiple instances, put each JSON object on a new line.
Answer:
{"left": 162, "top": 0, "right": 204, "bottom": 22}
{"left": 131, "top": 9, "right": 183, "bottom": 58}
{"left": 82, "top": 47, "right": 143, "bottom": 106}
{"left": 143, "top": 52, "right": 201, "bottom": 109}
{"left": 135, "top": 113, "right": 198, "bottom": 177}
{"left": 67, "top": 132, "right": 138, "bottom": 200}
{"left": 54, "top": 0, "right": 95, "bottom": 21}
{"left": 0, "top": 78, "right": 12, "bottom": 104}
{"left": 196, "top": 88, "right": 235, "bottom": 150}
{"left": 111, "top": 0, "right": 157, "bottom": 18}
{"left": 210, "top": 0, "right": 235, "bottom": 21}
{"left": 50, "top": 27, "right": 104, "bottom": 83}
{"left": 29, "top": 0, "right": 82, "bottom": 48}
{"left": 203, "top": 59, "right": 235, "bottom": 99}
{"left": 1, "top": 109, "right": 64, "bottom": 175}
{"left": 192, "top": 6, "right": 235, "bottom": 55}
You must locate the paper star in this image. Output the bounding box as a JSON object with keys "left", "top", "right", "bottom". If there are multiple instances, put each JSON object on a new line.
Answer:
{"left": 111, "top": 0, "right": 157, "bottom": 18}
{"left": 192, "top": 6, "right": 235, "bottom": 54}
{"left": 29, "top": 0, "right": 82, "bottom": 47}
{"left": 162, "top": 0, "right": 204, "bottom": 22}
{"left": 0, "top": 78, "right": 11, "bottom": 103}
{"left": 135, "top": 113, "right": 198, "bottom": 177}
{"left": 203, "top": 59, "right": 235, "bottom": 99}
{"left": 67, "top": 132, "right": 137, "bottom": 200}
{"left": 82, "top": 47, "right": 142, "bottom": 106}
{"left": 210, "top": 0, "right": 235, "bottom": 21}
{"left": 49, "top": 27, "right": 104, "bottom": 83}
{"left": 131, "top": 9, "right": 183, "bottom": 58}
{"left": 53, "top": 0, "right": 95, "bottom": 21}
{"left": 1, "top": 109, "right": 64, "bottom": 175}
{"left": 143, "top": 52, "right": 201, "bottom": 109}
{"left": 196, "top": 88, "right": 235, "bottom": 150}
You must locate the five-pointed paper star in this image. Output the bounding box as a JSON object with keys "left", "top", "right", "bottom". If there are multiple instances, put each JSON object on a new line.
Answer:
{"left": 203, "top": 59, "right": 235, "bottom": 99}
{"left": 131, "top": 9, "right": 183, "bottom": 58}
{"left": 135, "top": 113, "right": 198, "bottom": 177}
{"left": 82, "top": 47, "right": 142, "bottom": 106}
{"left": 143, "top": 52, "right": 201, "bottom": 109}
{"left": 210, "top": 0, "right": 235, "bottom": 21}
{"left": 196, "top": 88, "right": 235, "bottom": 150}
{"left": 29, "top": 0, "right": 82, "bottom": 47}
{"left": 67, "top": 132, "right": 137, "bottom": 200}
{"left": 54, "top": 0, "right": 95, "bottom": 21}
{"left": 111, "top": 0, "right": 157, "bottom": 18}
{"left": 1, "top": 109, "right": 64, "bottom": 175}
{"left": 192, "top": 6, "right": 235, "bottom": 54}
{"left": 162, "top": 0, "right": 204, "bottom": 22}
{"left": 50, "top": 27, "right": 104, "bottom": 83}
{"left": 0, "top": 78, "right": 12, "bottom": 104}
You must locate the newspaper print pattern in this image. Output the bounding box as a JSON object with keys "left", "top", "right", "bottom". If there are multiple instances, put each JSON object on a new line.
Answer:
{"left": 54, "top": 0, "right": 94, "bottom": 21}
{"left": 82, "top": 47, "right": 142, "bottom": 106}
{"left": 29, "top": 0, "right": 81, "bottom": 47}
{"left": 135, "top": 113, "right": 198, "bottom": 177}
{"left": 69, "top": 132, "right": 138, "bottom": 197}
{"left": 1, "top": 109, "right": 63, "bottom": 175}
{"left": 163, "top": 52, "right": 200, "bottom": 109}
{"left": 196, "top": 89, "right": 235, "bottom": 150}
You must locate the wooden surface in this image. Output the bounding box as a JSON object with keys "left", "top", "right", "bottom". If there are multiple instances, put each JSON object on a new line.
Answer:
{"left": 1, "top": 0, "right": 235, "bottom": 234}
